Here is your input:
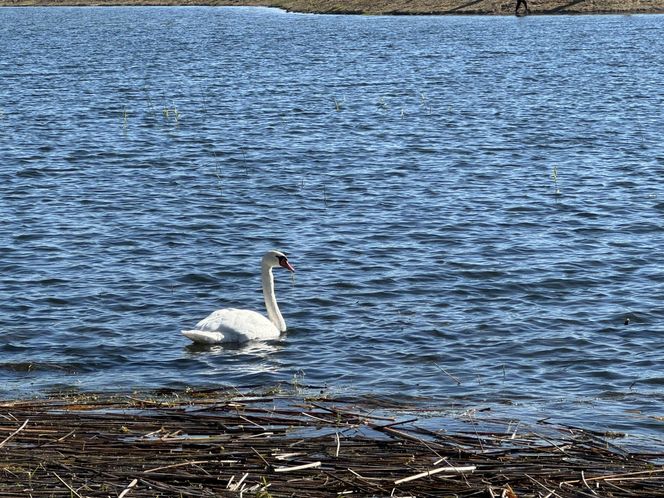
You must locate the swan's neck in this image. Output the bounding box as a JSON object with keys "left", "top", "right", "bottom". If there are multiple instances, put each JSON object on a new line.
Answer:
{"left": 262, "top": 264, "right": 286, "bottom": 332}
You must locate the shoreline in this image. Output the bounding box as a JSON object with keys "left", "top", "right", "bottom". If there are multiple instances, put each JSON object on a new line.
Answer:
{"left": 2, "top": 0, "right": 664, "bottom": 15}
{"left": 1, "top": 388, "right": 662, "bottom": 497}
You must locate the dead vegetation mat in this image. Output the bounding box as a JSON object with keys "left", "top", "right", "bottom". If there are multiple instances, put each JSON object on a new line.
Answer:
{"left": 1, "top": 387, "right": 662, "bottom": 497}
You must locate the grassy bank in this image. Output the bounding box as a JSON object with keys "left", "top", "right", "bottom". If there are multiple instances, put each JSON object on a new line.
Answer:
{"left": 2, "top": 0, "right": 664, "bottom": 14}
{"left": 1, "top": 388, "right": 662, "bottom": 497}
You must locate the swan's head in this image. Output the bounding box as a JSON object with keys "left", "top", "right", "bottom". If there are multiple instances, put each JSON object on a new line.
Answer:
{"left": 263, "top": 250, "right": 295, "bottom": 272}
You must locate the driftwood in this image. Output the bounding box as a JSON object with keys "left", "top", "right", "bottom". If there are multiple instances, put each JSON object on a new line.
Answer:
{"left": 0, "top": 387, "right": 662, "bottom": 497}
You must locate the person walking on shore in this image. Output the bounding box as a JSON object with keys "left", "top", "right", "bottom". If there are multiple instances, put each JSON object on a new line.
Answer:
{"left": 515, "top": 0, "right": 529, "bottom": 15}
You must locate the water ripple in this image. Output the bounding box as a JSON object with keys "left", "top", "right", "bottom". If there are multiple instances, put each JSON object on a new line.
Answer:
{"left": 0, "top": 7, "right": 663, "bottom": 439}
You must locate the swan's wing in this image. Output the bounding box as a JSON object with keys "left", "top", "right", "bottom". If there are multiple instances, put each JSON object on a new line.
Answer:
{"left": 181, "top": 329, "right": 225, "bottom": 344}
{"left": 182, "top": 308, "right": 280, "bottom": 344}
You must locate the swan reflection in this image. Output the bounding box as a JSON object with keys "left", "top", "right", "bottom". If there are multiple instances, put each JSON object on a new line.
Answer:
{"left": 184, "top": 338, "right": 285, "bottom": 376}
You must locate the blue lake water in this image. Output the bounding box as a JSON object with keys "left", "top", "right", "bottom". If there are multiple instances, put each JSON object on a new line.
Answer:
{"left": 1, "top": 7, "right": 663, "bottom": 442}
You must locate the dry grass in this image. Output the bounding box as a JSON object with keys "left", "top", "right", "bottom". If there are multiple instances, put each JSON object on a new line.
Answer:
{"left": 1, "top": 388, "right": 662, "bottom": 497}
{"left": 1, "top": 0, "right": 664, "bottom": 14}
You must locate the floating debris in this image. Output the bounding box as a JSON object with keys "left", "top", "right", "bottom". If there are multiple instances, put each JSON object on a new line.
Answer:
{"left": 0, "top": 388, "right": 662, "bottom": 497}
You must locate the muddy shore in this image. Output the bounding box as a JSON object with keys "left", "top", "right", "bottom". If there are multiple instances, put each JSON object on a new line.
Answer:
{"left": 2, "top": 0, "right": 664, "bottom": 15}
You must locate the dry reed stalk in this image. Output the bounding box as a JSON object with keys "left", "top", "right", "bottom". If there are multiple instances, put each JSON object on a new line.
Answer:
{"left": 0, "top": 418, "right": 28, "bottom": 449}
{"left": 118, "top": 478, "right": 138, "bottom": 498}
{"left": 274, "top": 461, "right": 322, "bottom": 472}
{"left": 53, "top": 471, "right": 83, "bottom": 497}
{"left": 0, "top": 389, "right": 661, "bottom": 497}
{"left": 394, "top": 464, "right": 477, "bottom": 484}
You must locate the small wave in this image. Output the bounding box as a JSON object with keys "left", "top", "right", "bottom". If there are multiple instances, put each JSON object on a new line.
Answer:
{"left": 0, "top": 362, "right": 79, "bottom": 374}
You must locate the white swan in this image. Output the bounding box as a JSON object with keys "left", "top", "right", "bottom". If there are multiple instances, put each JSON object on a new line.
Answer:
{"left": 181, "top": 250, "right": 295, "bottom": 344}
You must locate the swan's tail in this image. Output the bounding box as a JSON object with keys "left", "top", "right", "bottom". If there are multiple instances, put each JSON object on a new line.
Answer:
{"left": 181, "top": 329, "right": 225, "bottom": 344}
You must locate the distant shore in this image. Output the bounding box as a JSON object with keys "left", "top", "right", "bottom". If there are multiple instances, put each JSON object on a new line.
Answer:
{"left": 2, "top": 0, "right": 664, "bottom": 15}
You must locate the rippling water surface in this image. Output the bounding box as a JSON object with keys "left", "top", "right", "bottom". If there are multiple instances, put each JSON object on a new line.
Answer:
{"left": 1, "top": 7, "right": 663, "bottom": 439}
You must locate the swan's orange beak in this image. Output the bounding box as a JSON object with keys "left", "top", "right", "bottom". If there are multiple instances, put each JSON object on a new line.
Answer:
{"left": 280, "top": 259, "right": 295, "bottom": 272}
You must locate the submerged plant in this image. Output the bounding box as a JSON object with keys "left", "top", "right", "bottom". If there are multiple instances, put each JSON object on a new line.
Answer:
{"left": 144, "top": 87, "right": 155, "bottom": 116}
{"left": 241, "top": 149, "right": 249, "bottom": 176}
{"left": 161, "top": 104, "right": 181, "bottom": 123}
{"left": 551, "top": 165, "right": 560, "bottom": 195}
{"left": 212, "top": 150, "right": 223, "bottom": 193}
{"left": 291, "top": 370, "right": 305, "bottom": 391}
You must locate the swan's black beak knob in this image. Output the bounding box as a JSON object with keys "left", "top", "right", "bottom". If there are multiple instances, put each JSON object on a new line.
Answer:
{"left": 278, "top": 256, "right": 295, "bottom": 272}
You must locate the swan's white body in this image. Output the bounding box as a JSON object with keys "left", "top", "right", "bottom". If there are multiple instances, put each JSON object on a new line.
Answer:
{"left": 182, "top": 250, "right": 294, "bottom": 344}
